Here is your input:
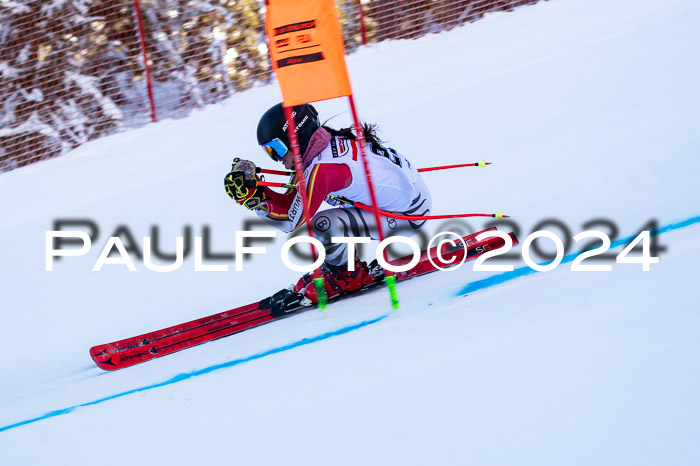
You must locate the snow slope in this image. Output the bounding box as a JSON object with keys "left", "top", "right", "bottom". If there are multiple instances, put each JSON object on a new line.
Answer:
{"left": 1, "top": 0, "right": 699, "bottom": 464}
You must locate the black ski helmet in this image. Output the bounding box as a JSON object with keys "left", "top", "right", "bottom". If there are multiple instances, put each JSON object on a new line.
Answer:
{"left": 256, "top": 103, "right": 320, "bottom": 159}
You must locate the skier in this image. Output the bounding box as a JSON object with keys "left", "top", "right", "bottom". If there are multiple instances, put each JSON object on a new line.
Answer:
{"left": 224, "top": 103, "right": 432, "bottom": 304}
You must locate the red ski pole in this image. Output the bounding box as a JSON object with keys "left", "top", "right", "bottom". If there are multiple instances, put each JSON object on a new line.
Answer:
{"left": 417, "top": 161, "right": 490, "bottom": 172}
{"left": 328, "top": 196, "right": 507, "bottom": 220}
{"left": 256, "top": 183, "right": 507, "bottom": 219}
{"left": 258, "top": 161, "right": 491, "bottom": 176}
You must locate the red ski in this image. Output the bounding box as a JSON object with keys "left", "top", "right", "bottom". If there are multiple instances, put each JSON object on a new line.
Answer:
{"left": 90, "top": 227, "right": 517, "bottom": 370}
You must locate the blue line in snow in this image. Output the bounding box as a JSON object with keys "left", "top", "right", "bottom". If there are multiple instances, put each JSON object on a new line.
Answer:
{"left": 0, "top": 314, "right": 389, "bottom": 433}
{"left": 456, "top": 214, "right": 700, "bottom": 296}
{"left": 3, "top": 214, "right": 699, "bottom": 434}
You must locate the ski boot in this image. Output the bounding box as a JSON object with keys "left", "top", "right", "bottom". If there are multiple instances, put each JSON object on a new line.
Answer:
{"left": 294, "top": 259, "right": 378, "bottom": 304}
{"left": 261, "top": 259, "right": 381, "bottom": 316}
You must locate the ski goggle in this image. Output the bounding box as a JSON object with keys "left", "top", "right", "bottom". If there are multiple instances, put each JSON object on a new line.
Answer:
{"left": 261, "top": 138, "right": 288, "bottom": 162}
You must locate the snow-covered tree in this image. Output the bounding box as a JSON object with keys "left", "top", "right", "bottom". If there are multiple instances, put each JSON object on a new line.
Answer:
{"left": 1, "top": 0, "right": 542, "bottom": 172}
{"left": 0, "top": 0, "right": 123, "bottom": 171}
{"left": 137, "top": 0, "right": 271, "bottom": 117}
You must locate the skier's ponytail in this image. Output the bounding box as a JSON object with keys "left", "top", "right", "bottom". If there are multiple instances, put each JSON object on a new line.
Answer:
{"left": 322, "top": 122, "right": 382, "bottom": 146}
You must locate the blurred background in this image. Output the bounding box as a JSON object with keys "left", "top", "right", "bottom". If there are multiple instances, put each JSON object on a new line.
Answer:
{"left": 0, "top": 0, "right": 541, "bottom": 172}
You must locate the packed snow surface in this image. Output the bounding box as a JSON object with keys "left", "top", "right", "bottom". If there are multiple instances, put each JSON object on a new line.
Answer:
{"left": 1, "top": 0, "right": 699, "bottom": 464}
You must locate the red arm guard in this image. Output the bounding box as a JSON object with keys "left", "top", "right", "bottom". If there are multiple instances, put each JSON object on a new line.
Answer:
{"left": 260, "top": 163, "right": 352, "bottom": 228}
